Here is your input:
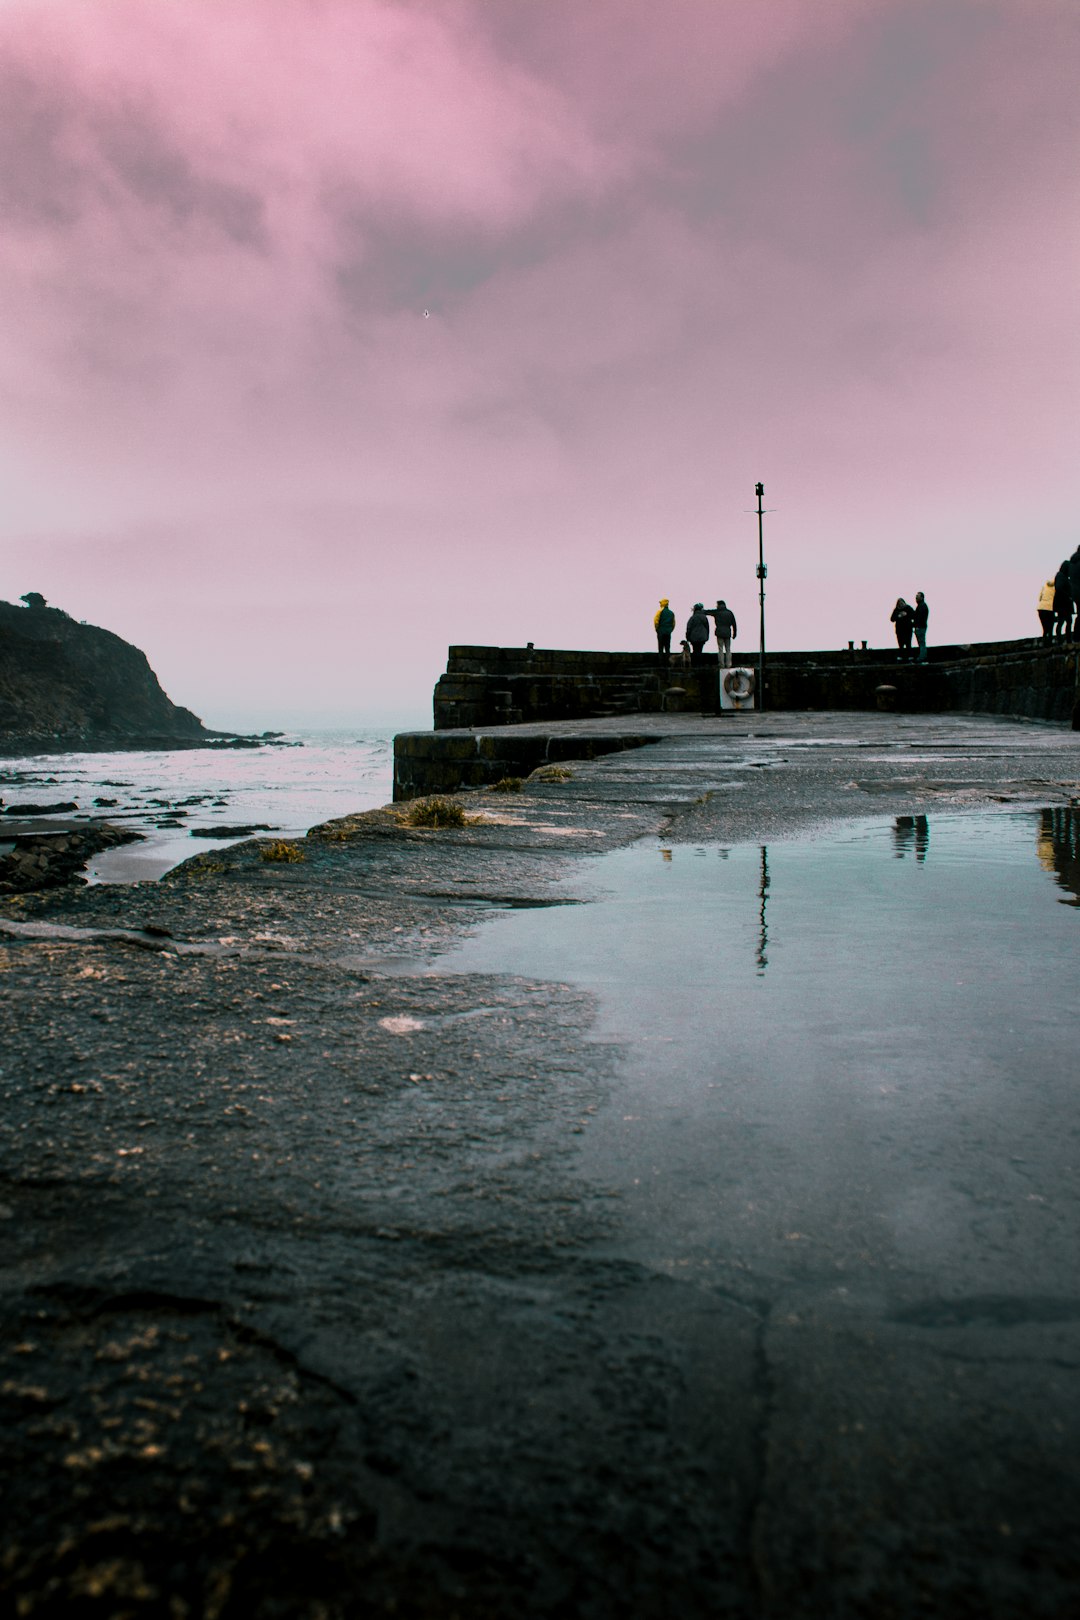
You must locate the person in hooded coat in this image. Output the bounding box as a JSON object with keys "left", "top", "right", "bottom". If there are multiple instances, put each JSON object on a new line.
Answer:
{"left": 654, "top": 598, "right": 676, "bottom": 662}
{"left": 1037, "top": 579, "right": 1056, "bottom": 643}
{"left": 686, "top": 604, "right": 711, "bottom": 664}
{"left": 890, "top": 598, "right": 915, "bottom": 660}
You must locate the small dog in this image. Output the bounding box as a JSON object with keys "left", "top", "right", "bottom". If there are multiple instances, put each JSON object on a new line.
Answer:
{"left": 678, "top": 639, "right": 692, "bottom": 671}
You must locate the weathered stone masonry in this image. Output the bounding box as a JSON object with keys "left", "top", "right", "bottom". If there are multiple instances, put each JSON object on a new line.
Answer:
{"left": 393, "top": 639, "right": 1080, "bottom": 799}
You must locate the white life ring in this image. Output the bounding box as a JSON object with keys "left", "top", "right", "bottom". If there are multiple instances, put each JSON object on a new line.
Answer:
{"left": 722, "top": 667, "right": 755, "bottom": 700}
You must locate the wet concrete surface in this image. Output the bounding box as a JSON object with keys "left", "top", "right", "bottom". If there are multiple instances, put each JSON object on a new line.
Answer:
{"left": 2, "top": 712, "right": 1080, "bottom": 1617}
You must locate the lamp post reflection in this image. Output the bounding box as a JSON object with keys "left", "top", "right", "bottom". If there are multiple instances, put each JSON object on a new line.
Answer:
{"left": 756, "top": 845, "right": 770, "bottom": 976}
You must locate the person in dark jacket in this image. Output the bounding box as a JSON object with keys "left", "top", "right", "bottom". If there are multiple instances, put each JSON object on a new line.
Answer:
{"left": 686, "top": 604, "right": 710, "bottom": 664}
{"left": 1053, "top": 561, "right": 1073, "bottom": 641}
{"left": 1068, "top": 548, "right": 1080, "bottom": 636}
{"left": 707, "top": 599, "right": 738, "bottom": 667}
{"left": 912, "top": 592, "right": 929, "bottom": 663}
{"left": 890, "top": 598, "right": 915, "bottom": 660}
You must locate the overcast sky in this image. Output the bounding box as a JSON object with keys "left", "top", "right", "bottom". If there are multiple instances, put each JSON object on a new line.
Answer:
{"left": 1, "top": 0, "right": 1076, "bottom": 729}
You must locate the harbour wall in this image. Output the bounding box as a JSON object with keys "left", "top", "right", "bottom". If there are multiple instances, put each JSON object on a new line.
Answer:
{"left": 393, "top": 639, "right": 1080, "bottom": 799}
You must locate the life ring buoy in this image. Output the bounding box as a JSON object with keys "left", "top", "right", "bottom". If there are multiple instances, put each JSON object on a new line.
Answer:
{"left": 722, "top": 668, "right": 755, "bottom": 700}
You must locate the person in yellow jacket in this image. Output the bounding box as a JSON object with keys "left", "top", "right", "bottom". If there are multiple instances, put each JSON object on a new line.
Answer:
{"left": 653, "top": 598, "right": 675, "bottom": 663}
{"left": 1037, "top": 579, "right": 1056, "bottom": 643}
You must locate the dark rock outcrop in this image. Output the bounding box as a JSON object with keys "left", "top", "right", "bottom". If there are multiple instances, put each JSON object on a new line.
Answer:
{"left": 0, "top": 823, "right": 141, "bottom": 893}
{"left": 0, "top": 599, "right": 208, "bottom": 752}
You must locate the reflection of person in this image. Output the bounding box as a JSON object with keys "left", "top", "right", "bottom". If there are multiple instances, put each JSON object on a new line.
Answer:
{"left": 1037, "top": 579, "right": 1056, "bottom": 643}
{"left": 894, "top": 814, "right": 930, "bottom": 861}
{"left": 912, "top": 592, "right": 929, "bottom": 663}
{"left": 685, "top": 603, "right": 710, "bottom": 664}
{"left": 1037, "top": 806, "right": 1080, "bottom": 906}
{"left": 890, "top": 598, "right": 915, "bottom": 660}
{"left": 707, "top": 599, "right": 738, "bottom": 667}
{"left": 1053, "top": 561, "right": 1073, "bottom": 641}
{"left": 654, "top": 598, "right": 675, "bottom": 662}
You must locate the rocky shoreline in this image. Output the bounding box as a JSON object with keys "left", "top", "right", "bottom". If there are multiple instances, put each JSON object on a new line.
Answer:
{"left": 3, "top": 712, "right": 1080, "bottom": 1618}
{"left": 0, "top": 731, "right": 294, "bottom": 758}
{"left": 0, "top": 820, "right": 142, "bottom": 895}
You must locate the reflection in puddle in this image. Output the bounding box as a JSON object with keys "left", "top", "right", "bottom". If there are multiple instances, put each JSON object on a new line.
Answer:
{"left": 425, "top": 810, "right": 1078, "bottom": 998}
{"left": 1037, "top": 806, "right": 1080, "bottom": 906}
{"left": 892, "top": 814, "right": 929, "bottom": 861}
{"left": 419, "top": 810, "right": 1080, "bottom": 1282}
{"left": 756, "top": 845, "right": 770, "bottom": 975}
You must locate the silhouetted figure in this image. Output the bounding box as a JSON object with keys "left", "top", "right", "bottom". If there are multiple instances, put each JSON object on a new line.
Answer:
{"left": 1037, "top": 579, "right": 1056, "bottom": 643}
{"left": 654, "top": 598, "right": 675, "bottom": 663}
{"left": 707, "top": 599, "right": 738, "bottom": 667}
{"left": 912, "top": 592, "right": 929, "bottom": 663}
{"left": 685, "top": 604, "right": 710, "bottom": 665}
{"left": 1053, "top": 561, "right": 1073, "bottom": 641}
{"left": 890, "top": 598, "right": 915, "bottom": 660}
{"left": 1068, "top": 548, "right": 1080, "bottom": 635}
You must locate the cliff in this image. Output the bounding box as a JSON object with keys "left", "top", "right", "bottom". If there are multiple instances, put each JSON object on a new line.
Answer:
{"left": 0, "top": 598, "right": 210, "bottom": 751}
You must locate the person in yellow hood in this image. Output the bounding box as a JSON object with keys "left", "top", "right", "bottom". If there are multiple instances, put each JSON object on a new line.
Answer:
{"left": 654, "top": 598, "right": 676, "bottom": 663}
{"left": 1037, "top": 579, "right": 1056, "bottom": 643}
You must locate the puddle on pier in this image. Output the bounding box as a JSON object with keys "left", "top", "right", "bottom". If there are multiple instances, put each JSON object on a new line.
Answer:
{"left": 407, "top": 809, "right": 1080, "bottom": 1290}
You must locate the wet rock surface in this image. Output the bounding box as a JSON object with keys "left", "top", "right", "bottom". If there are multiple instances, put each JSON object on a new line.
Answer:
{"left": 3, "top": 713, "right": 1080, "bottom": 1617}
{"left": 3, "top": 800, "right": 81, "bottom": 816}
{"left": 189, "top": 824, "right": 277, "bottom": 839}
{"left": 0, "top": 823, "right": 142, "bottom": 895}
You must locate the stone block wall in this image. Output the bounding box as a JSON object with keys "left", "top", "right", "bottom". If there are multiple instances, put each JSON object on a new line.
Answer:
{"left": 393, "top": 730, "right": 656, "bottom": 801}
{"left": 431, "top": 641, "right": 1080, "bottom": 730}
{"left": 396, "top": 640, "right": 1080, "bottom": 799}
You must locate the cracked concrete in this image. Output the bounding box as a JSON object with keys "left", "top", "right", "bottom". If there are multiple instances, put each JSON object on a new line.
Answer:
{"left": 2, "top": 711, "right": 1080, "bottom": 1617}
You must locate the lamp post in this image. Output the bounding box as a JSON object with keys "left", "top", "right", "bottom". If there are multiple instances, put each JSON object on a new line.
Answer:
{"left": 755, "top": 480, "right": 766, "bottom": 711}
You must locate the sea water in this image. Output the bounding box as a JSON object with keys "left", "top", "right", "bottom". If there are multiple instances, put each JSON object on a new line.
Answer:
{"left": 0, "top": 727, "right": 399, "bottom": 882}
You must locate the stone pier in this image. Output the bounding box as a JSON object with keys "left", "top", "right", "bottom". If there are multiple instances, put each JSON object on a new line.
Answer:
{"left": 395, "top": 639, "right": 1080, "bottom": 799}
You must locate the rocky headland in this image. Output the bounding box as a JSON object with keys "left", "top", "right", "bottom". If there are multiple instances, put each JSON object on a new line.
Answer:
{"left": 0, "top": 595, "right": 231, "bottom": 753}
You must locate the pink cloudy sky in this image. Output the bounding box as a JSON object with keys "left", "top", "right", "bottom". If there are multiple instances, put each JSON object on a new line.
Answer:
{"left": 1, "top": 0, "right": 1077, "bottom": 729}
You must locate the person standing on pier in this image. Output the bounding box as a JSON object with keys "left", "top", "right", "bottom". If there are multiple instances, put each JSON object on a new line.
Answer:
{"left": 1068, "top": 547, "right": 1080, "bottom": 637}
{"left": 1053, "top": 561, "right": 1073, "bottom": 641}
{"left": 1037, "top": 579, "right": 1056, "bottom": 643}
{"left": 912, "top": 592, "right": 929, "bottom": 663}
{"left": 890, "top": 597, "right": 915, "bottom": 660}
{"left": 654, "top": 598, "right": 675, "bottom": 663}
{"left": 685, "top": 604, "right": 711, "bottom": 664}
{"left": 707, "top": 600, "right": 738, "bottom": 667}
